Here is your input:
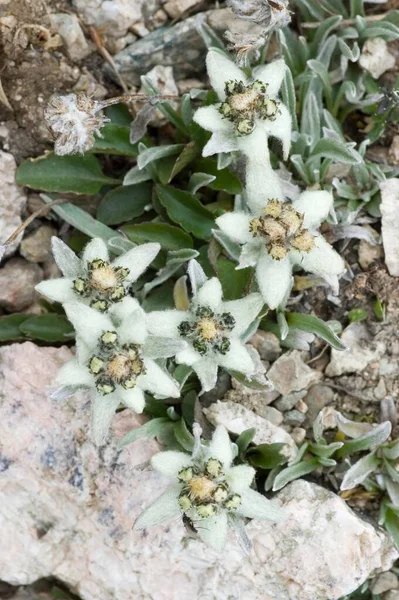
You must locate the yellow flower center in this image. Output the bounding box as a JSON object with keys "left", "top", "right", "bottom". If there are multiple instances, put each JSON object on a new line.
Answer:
{"left": 107, "top": 354, "right": 131, "bottom": 380}
{"left": 230, "top": 88, "right": 259, "bottom": 112}
{"left": 198, "top": 317, "right": 219, "bottom": 341}
{"left": 188, "top": 476, "right": 216, "bottom": 501}
{"left": 90, "top": 266, "right": 119, "bottom": 291}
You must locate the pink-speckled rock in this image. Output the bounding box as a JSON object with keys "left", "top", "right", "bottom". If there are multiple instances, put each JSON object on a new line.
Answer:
{"left": 0, "top": 343, "right": 397, "bottom": 600}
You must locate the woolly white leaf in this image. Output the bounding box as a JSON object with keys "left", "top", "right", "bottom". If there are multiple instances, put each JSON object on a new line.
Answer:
{"left": 91, "top": 395, "right": 120, "bottom": 446}
{"left": 215, "top": 212, "right": 253, "bottom": 245}
{"left": 193, "top": 358, "right": 219, "bottom": 392}
{"left": 197, "top": 511, "right": 228, "bottom": 552}
{"left": 252, "top": 59, "right": 286, "bottom": 98}
{"left": 64, "top": 302, "right": 113, "bottom": 350}
{"left": 35, "top": 278, "right": 76, "bottom": 304}
{"left": 256, "top": 252, "right": 293, "bottom": 309}
{"left": 187, "top": 259, "right": 208, "bottom": 296}
{"left": 206, "top": 49, "right": 247, "bottom": 101}
{"left": 119, "top": 387, "right": 146, "bottom": 413}
{"left": 151, "top": 451, "right": 193, "bottom": 478}
{"left": 341, "top": 452, "right": 380, "bottom": 490}
{"left": 193, "top": 105, "right": 233, "bottom": 133}
{"left": 51, "top": 237, "right": 80, "bottom": 277}
{"left": 133, "top": 483, "right": 183, "bottom": 530}
{"left": 292, "top": 190, "right": 334, "bottom": 230}
{"left": 238, "top": 489, "right": 285, "bottom": 521}
{"left": 218, "top": 339, "right": 256, "bottom": 375}
{"left": 226, "top": 465, "right": 256, "bottom": 493}
{"left": 139, "top": 359, "right": 180, "bottom": 398}
{"left": 193, "top": 277, "right": 223, "bottom": 312}
{"left": 208, "top": 425, "right": 234, "bottom": 469}
{"left": 292, "top": 235, "right": 345, "bottom": 277}
{"left": 112, "top": 243, "right": 160, "bottom": 284}
{"left": 82, "top": 237, "right": 109, "bottom": 265}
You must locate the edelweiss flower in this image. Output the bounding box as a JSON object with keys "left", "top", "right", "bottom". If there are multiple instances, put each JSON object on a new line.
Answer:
{"left": 193, "top": 49, "right": 291, "bottom": 162}
{"left": 54, "top": 297, "right": 183, "bottom": 444}
{"left": 147, "top": 260, "right": 264, "bottom": 392}
{"left": 216, "top": 190, "right": 345, "bottom": 309}
{"left": 36, "top": 237, "right": 160, "bottom": 312}
{"left": 45, "top": 93, "right": 109, "bottom": 155}
{"left": 134, "top": 425, "right": 284, "bottom": 552}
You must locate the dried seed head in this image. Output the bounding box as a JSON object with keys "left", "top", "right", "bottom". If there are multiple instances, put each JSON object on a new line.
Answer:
{"left": 44, "top": 93, "right": 109, "bottom": 156}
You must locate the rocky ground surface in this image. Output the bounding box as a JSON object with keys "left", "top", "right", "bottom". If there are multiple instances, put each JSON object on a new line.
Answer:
{"left": 1, "top": 0, "right": 399, "bottom": 599}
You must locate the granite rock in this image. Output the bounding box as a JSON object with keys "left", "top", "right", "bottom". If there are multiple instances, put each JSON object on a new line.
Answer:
{"left": 326, "top": 322, "right": 386, "bottom": 377}
{"left": 267, "top": 350, "right": 322, "bottom": 396}
{"left": 0, "top": 150, "right": 26, "bottom": 257}
{"left": 359, "top": 37, "right": 396, "bottom": 79}
{"left": 380, "top": 179, "right": 399, "bottom": 277}
{"left": 0, "top": 259, "right": 42, "bottom": 312}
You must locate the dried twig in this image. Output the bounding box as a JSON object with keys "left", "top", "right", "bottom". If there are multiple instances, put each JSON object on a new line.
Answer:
{"left": 89, "top": 26, "right": 129, "bottom": 93}
{"left": 302, "top": 13, "right": 386, "bottom": 29}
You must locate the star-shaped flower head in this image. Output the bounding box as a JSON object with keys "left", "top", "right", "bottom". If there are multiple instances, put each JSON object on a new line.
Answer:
{"left": 147, "top": 260, "right": 264, "bottom": 392}
{"left": 36, "top": 237, "right": 160, "bottom": 313}
{"left": 193, "top": 49, "right": 291, "bottom": 162}
{"left": 54, "top": 297, "right": 183, "bottom": 445}
{"left": 45, "top": 93, "right": 109, "bottom": 155}
{"left": 134, "top": 424, "right": 285, "bottom": 552}
{"left": 216, "top": 190, "right": 345, "bottom": 310}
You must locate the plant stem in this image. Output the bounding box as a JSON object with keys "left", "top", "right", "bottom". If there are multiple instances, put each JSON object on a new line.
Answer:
{"left": 302, "top": 13, "right": 386, "bottom": 29}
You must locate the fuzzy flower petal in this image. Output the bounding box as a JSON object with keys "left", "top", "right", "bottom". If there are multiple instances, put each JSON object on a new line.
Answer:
{"left": 260, "top": 103, "right": 292, "bottom": 160}
{"left": 252, "top": 59, "right": 286, "bottom": 98}
{"left": 51, "top": 237, "right": 80, "bottom": 277}
{"left": 146, "top": 310, "right": 188, "bottom": 338}
{"left": 140, "top": 359, "right": 180, "bottom": 398}
{"left": 193, "top": 277, "right": 223, "bottom": 312}
{"left": 111, "top": 243, "right": 160, "bottom": 284}
{"left": 208, "top": 425, "right": 234, "bottom": 469}
{"left": 256, "top": 252, "right": 293, "bottom": 309}
{"left": 217, "top": 339, "right": 255, "bottom": 375}
{"left": 82, "top": 237, "right": 109, "bottom": 266}
{"left": 133, "top": 483, "right": 183, "bottom": 530}
{"left": 237, "top": 240, "right": 263, "bottom": 269}
{"left": 206, "top": 49, "right": 247, "bottom": 101}
{"left": 223, "top": 293, "right": 264, "bottom": 336}
{"left": 151, "top": 451, "right": 193, "bottom": 478}
{"left": 292, "top": 235, "right": 345, "bottom": 277}
{"left": 143, "top": 336, "right": 187, "bottom": 359}
{"left": 55, "top": 358, "right": 94, "bottom": 388}
{"left": 292, "top": 190, "right": 333, "bottom": 230}
{"left": 91, "top": 395, "right": 121, "bottom": 446}
{"left": 119, "top": 387, "right": 145, "bottom": 413}
{"left": 226, "top": 465, "right": 256, "bottom": 493}
{"left": 193, "top": 105, "right": 234, "bottom": 133}
{"left": 197, "top": 511, "right": 228, "bottom": 552}
{"left": 202, "top": 132, "right": 239, "bottom": 157}
{"left": 176, "top": 346, "right": 202, "bottom": 366}
{"left": 215, "top": 212, "right": 253, "bottom": 245}
{"left": 193, "top": 358, "right": 219, "bottom": 392}
{"left": 238, "top": 489, "right": 285, "bottom": 522}
{"left": 35, "top": 278, "right": 76, "bottom": 304}
{"left": 64, "top": 302, "right": 113, "bottom": 350}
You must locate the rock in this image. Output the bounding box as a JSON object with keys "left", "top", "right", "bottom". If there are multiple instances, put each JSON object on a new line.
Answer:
{"left": 267, "top": 350, "right": 322, "bottom": 396}
{"left": 72, "top": 0, "right": 145, "bottom": 38}
{"left": 326, "top": 323, "right": 386, "bottom": 377}
{"left": 224, "top": 377, "right": 281, "bottom": 415}
{"left": 358, "top": 227, "right": 383, "bottom": 270}
{"left": 0, "top": 344, "right": 397, "bottom": 600}
{"left": 359, "top": 37, "right": 396, "bottom": 79}
{"left": 389, "top": 136, "right": 399, "bottom": 165}
{"left": 0, "top": 259, "right": 42, "bottom": 312}
{"left": 284, "top": 409, "right": 306, "bottom": 426}
{"left": 250, "top": 330, "right": 282, "bottom": 362}
{"left": 50, "top": 13, "right": 91, "bottom": 61}
{"left": 108, "top": 8, "right": 257, "bottom": 85}
{"left": 274, "top": 391, "right": 307, "bottom": 412}
{"left": 383, "top": 591, "right": 399, "bottom": 600}
{"left": 0, "top": 150, "right": 26, "bottom": 257}
{"left": 262, "top": 406, "right": 283, "bottom": 426}
{"left": 20, "top": 225, "right": 57, "bottom": 263}
{"left": 177, "top": 78, "right": 206, "bottom": 95}
{"left": 372, "top": 572, "right": 399, "bottom": 595}
{"left": 203, "top": 399, "right": 297, "bottom": 460}
{"left": 291, "top": 427, "right": 306, "bottom": 445}
{"left": 164, "top": 0, "right": 202, "bottom": 19}
{"left": 380, "top": 179, "right": 399, "bottom": 277}
{"left": 304, "top": 385, "right": 335, "bottom": 426}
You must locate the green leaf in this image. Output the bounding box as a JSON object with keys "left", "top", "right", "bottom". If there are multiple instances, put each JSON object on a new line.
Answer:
{"left": 156, "top": 184, "right": 215, "bottom": 241}
{"left": 272, "top": 458, "right": 320, "bottom": 491}
{"left": 91, "top": 123, "right": 138, "bottom": 156}
{"left": 281, "top": 67, "right": 298, "bottom": 131}
{"left": 188, "top": 172, "right": 216, "bottom": 194}
{"left": 118, "top": 417, "right": 170, "bottom": 448}
{"left": 0, "top": 314, "right": 31, "bottom": 341}
{"left": 247, "top": 443, "right": 289, "bottom": 469}
{"left": 141, "top": 76, "right": 189, "bottom": 135}
{"left": 173, "top": 419, "right": 195, "bottom": 452}
{"left": 137, "top": 144, "right": 186, "bottom": 170}
{"left": 168, "top": 141, "right": 200, "bottom": 182}
{"left": 336, "top": 422, "right": 392, "bottom": 459}
{"left": 384, "top": 508, "right": 399, "bottom": 550}
{"left": 16, "top": 154, "right": 120, "bottom": 195}
{"left": 123, "top": 165, "right": 152, "bottom": 186}
{"left": 310, "top": 138, "right": 362, "bottom": 164}
{"left": 286, "top": 312, "right": 347, "bottom": 350}
{"left": 348, "top": 308, "right": 368, "bottom": 323}
{"left": 194, "top": 158, "right": 242, "bottom": 194}
{"left": 97, "top": 183, "right": 152, "bottom": 225}
{"left": 121, "top": 222, "right": 193, "bottom": 250}
{"left": 236, "top": 428, "right": 256, "bottom": 454}
{"left": 181, "top": 390, "right": 196, "bottom": 426}
{"left": 41, "top": 196, "right": 125, "bottom": 248}
{"left": 20, "top": 314, "right": 75, "bottom": 342}
{"left": 309, "top": 441, "right": 343, "bottom": 458}
{"left": 216, "top": 257, "right": 253, "bottom": 301}
{"left": 311, "top": 15, "right": 342, "bottom": 53}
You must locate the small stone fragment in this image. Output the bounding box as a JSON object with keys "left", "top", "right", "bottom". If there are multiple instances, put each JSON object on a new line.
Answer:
{"left": 50, "top": 13, "right": 91, "bottom": 61}
{"left": 274, "top": 391, "right": 307, "bottom": 412}
{"left": 262, "top": 406, "right": 283, "bottom": 426}
{"left": 203, "top": 400, "right": 297, "bottom": 460}
{"left": 291, "top": 427, "right": 306, "bottom": 445}
{"left": 372, "top": 572, "right": 399, "bottom": 595}
{"left": 0, "top": 259, "right": 42, "bottom": 311}
{"left": 359, "top": 37, "right": 395, "bottom": 79}
{"left": 304, "top": 385, "right": 335, "bottom": 426}
{"left": 72, "top": 0, "right": 145, "bottom": 38}
{"left": 383, "top": 591, "right": 399, "bottom": 600}
{"left": 0, "top": 150, "right": 26, "bottom": 257}
{"left": 267, "top": 350, "right": 322, "bottom": 396}
{"left": 389, "top": 136, "right": 399, "bottom": 165}
{"left": 295, "top": 399, "right": 308, "bottom": 414}
{"left": 380, "top": 179, "right": 399, "bottom": 277}
{"left": 163, "top": 0, "right": 202, "bottom": 19}
{"left": 358, "top": 227, "right": 383, "bottom": 270}
{"left": 250, "top": 330, "right": 281, "bottom": 362}
{"left": 20, "top": 226, "right": 57, "bottom": 263}
{"left": 326, "top": 323, "right": 386, "bottom": 377}
{"left": 284, "top": 409, "right": 306, "bottom": 426}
